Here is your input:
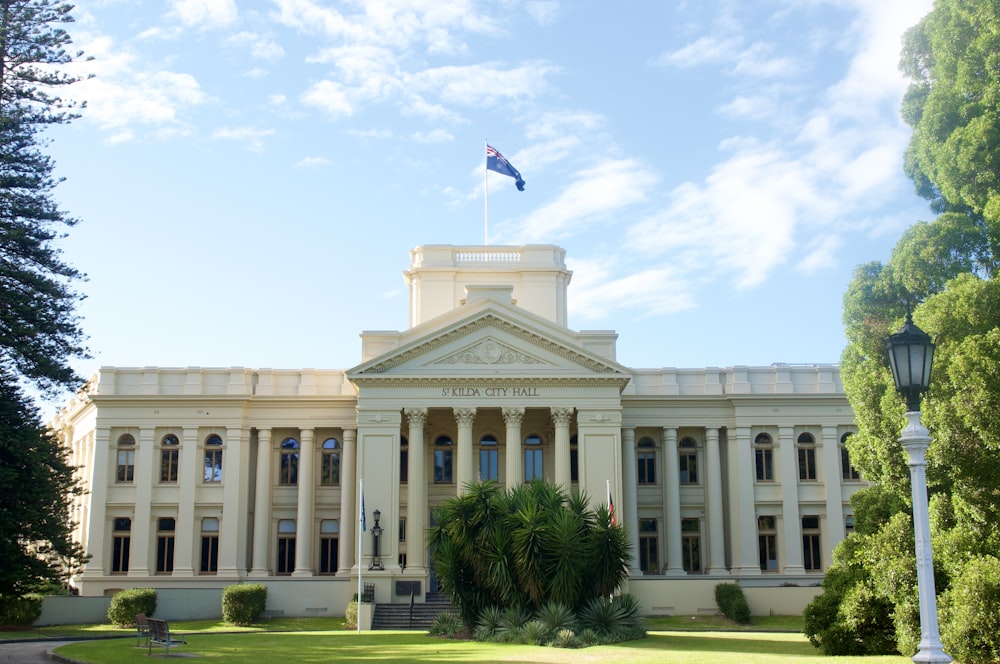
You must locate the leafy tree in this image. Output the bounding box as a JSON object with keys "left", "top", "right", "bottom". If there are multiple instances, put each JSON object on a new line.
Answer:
{"left": 807, "top": 1, "right": 1000, "bottom": 654}
{"left": 0, "top": 0, "right": 89, "bottom": 602}
{"left": 428, "top": 481, "right": 630, "bottom": 630}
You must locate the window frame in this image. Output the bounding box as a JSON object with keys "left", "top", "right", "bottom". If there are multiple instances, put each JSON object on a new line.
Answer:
{"left": 320, "top": 437, "right": 341, "bottom": 486}
{"left": 160, "top": 434, "right": 180, "bottom": 483}
{"left": 479, "top": 434, "right": 499, "bottom": 482}
{"left": 279, "top": 437, "right": 300, "bottom": 486}
{"left": 797, "top": 433, "right": 817, "bottom": 481}
{"left": 524, "top": 433, "right": 543, "bottom": 482}
{"left": 276, "top": 519, "right": 296, "bottom": 575}
{"left": 433, "top": 435, "right": 453, "bottom": 484}
{"left": 679, "top": 437, "right": 699, "bottom": 485}
{"left": 111, "top": 517, "right": 131, "bottom": 574}
{"left": 758, "top": 515, "right": 778, "bottom": 572}
{"left": 637, "top": 437, "right": 656, "bottom": 484}
{"left": 199, "top": 517, "right": 219, "bottom": 574}
{"left": 802, "top": 515, "right": 822, "bottom": 571}
{"left": 840, "top": 432, "right": 861, "bottom": 481}
{"left": 681, "top": 517, "right": 702, "bottom": 574}
{"left": 203, "top": 434, "right": 223, "bottom": 483}
{"left": 318, "top": 519, "right": 339, "bottom": 575}
{"left": 638, "top": 518, "right": 658, "bottom": 574}
{"left": 115, "top": 434, "right": 136, "bottom": 483}
{"left": 754, "top": 433, "right": 774, "bottom": 482}
{"left": 155, "top": 517, "right": 175, "bottom": 574}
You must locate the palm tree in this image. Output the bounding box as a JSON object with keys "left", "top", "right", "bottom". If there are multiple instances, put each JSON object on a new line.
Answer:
{"left": 429, "top": 480, "right": 631, "bottom": 629}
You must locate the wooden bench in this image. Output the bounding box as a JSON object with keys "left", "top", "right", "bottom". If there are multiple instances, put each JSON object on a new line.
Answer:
{"left": 135, "top": 613, "right": 150, "bottom": 647}
{"left": 146, "top": 617, "right": 186, "bottom": 655}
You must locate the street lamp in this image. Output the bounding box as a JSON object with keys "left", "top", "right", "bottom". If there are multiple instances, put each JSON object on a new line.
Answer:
{"left": 885, "top": 313, "right": 950, "bottom": 663}
{"left": 369, "top": 509, "right": 384, "bottom": 571}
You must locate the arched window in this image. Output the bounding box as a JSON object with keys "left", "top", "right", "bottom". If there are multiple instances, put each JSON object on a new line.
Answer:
{"left": 840, "top": 432, "right": 860, "bottom": 480}
{"left": 754, "top": 433, "right": 774, "bottom": 481}
{"left": 797, "top": 433, "right": 817, "bottom": 481}
{"left": 160, "top": 434, "right": 180, "bottom": 483}
{"left": 524, "top": 434, "right": 543, "bottom": 481}
{"left": 203, "top": 434, "right": 223, "bottom": 483}
{"left": 116, "top": 434, "right": 136, "bottom": 483}
{"left": 479, "top": 434, "right": 498, "bottom": 481}
{"left": 321, "top": 437, "right": 340, "bottom": 486}
{"left": 434, "top": 435, "right": 453, "bottom": 484}
{"left": 679, "top": 437, "right": 699, "bottom": 484}
{"left": 637, "top": 437, "right": 656, "bottom": 484}
{"left": 280, "top": 438, "right": 299, "bottom": 485}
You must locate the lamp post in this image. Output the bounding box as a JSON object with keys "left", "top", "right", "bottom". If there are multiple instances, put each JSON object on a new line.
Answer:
{"left": 369, "top": 509, "right": 384, "bottom": 571}
{"left": 885, "top": 314, "right": 951, "bottom": 663}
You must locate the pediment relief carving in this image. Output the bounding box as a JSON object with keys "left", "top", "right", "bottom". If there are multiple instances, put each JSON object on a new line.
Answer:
{"left": 433, "top": 338, "right": 546, "bottom": 367}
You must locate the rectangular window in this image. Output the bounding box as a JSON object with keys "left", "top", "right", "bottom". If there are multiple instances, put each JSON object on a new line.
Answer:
{"left": 399, "top": 518, "right": 406, "bottom": 542}
{"left": 156, "top": 517, "right": 175, "bottom": 574}
{"left": 681, "top": 518, "right": 701, "bottom": 573}
{"left": 203, "top": 449, "right": 223, "bottom": 482}
{"left": 319, "top": 520, "right": 339, "bottom": 575}
{"left": 400, "top": 448, "right": 408, "bottom": 484}
{"left": 679, "top": 451, "right": 698, "bottom": 484}
{"left": 639, "top": 519, "right": 658, "bottom": 574}
{"left": 277, "top": 520, "right": 296, "bottom": 575}
{"left": 758, "top": 515, "right": 778, "bottom": 572}
{"left": 200, "top": 517, "right": 219, "bottom": 574}
{"left": 112, "top": 517, "right": 131, "bottom": 573}
{"left": 280, "top": 451, "right": 298, "bottom": 485}
{"left": 160, "top": 449, "right": 179, "bottom": 483}
{"left": 798, "top": 446, "right": 817, "bottom": 481}
{"left": 841, "top": 446, "right": 860, "bottom": 481}
{"left": 321, "top": 451, "right": 340, "bottom": 486}
{"left": 803, "top": 516, "right": 822, "bottom": 571}
{"left": 479, "top": 448, "right": 498, "bottom": 481}
{"left": 755, "top": 447, "right": 774, "bottom": 481}
{"left": 116, "top": 449, "right": 135, "bottom": 483}
{"left": 570, "top": 448, "right": 578, "bottom": 483}
{"left": 524, "top": 449, "right": 543, "bottom": 481}
{"left": 434, "top": 449, "right": 453, "bottom": 483}
{"left": 638, "top": 451, "right": 656, "bottom": 484}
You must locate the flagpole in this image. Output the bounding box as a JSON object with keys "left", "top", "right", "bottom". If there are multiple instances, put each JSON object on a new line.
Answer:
{"left": 484, "top": 139, "right": 489, "bottom": 245}
{"left": 357, "top": 478, "right": 363, "bottom": 634}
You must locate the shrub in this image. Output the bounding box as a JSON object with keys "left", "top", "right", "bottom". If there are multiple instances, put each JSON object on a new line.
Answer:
{"left": 535, "top": 601, "right": 577, "bottom": 634}
{"left": 498, "top": 605, "right": 532, "bottom": 636}
{"left": 429, "top": 611, "right": 463, "bottom": 637}
{"left": 108, "top": 588, "right": 156, "bottom": 627}
{"left": 222, "top": 583, "right": 266, "bottom": 626}
{"left": 475, "top": 605, "right": 504, "bottom": 640}
{"left": 578, "top": 627, "right": 600, "bottom": 646}
{"left": 714, "top": 582, "right": 751, "bottom": 624}
{"left": 521, "top": 619, "right": 551, "bottom": 645}
{"left": 552, "top": 627, "right": 579, "bottom": 648}
{"left": 578, "top": 595, "right": 630, "bottom": 642}
{"left": 345, "top": 599, "right": 358, "bottom": 628}
{"left": 941, "top": 556, "right": 1000, "bottom": 663}
{"left": 0, "top": 595, "right": 42, "bottom": 626}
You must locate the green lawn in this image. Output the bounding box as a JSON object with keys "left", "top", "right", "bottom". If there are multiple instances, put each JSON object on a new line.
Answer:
{"left": 52, "top": 628, "right": 911, "bottom": 664}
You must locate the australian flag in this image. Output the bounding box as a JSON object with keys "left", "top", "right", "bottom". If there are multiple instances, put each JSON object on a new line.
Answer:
{"left": 486, "top": 144, "right": 525, "bottom": 191}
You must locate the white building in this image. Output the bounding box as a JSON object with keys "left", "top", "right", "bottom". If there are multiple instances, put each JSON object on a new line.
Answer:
{"left": 53, "top": 245, "right": 862, "bottom": 616}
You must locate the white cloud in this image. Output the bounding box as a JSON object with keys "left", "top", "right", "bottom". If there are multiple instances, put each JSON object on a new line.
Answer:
{"left": 500, "top": 159, "right": 659, "bottom": 243}
{"left": 301, "top": 79, "right": 354, "bottom": 117}
{"left": 170, "top": 0, "right": 237, "bottom": 28}
{"left": 412, "top": 129, "right": 453, "bottom": 143}
{"left": 227, "top": 32, "right": 285, "bottom": 60}
{"left": 567, "top": 258, "right": 697, "bottom": 321}
{"left": 348, "top": 128, "right": 393, "bottom": 139}
{"left": 295, "top": 156, "right": 331, "bottom": 167}
{"left": 212, "top": 126, "right": 276, "bottom": 152}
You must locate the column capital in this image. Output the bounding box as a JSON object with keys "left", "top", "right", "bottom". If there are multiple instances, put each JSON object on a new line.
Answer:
{"left": 404, "top": 408, "right": 428, "bottom": 428}
{"left": 502, "top": 407, "right": 525, "bottom": 427}
{"left": 551, "top": 407, "right": 573, "bottom": 427}
{"left": 454, "top": 408, "right": 476, "bottom": 427}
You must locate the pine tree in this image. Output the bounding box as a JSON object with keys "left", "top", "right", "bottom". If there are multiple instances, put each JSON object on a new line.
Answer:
{"left": 0, "top": 1, "right": 89, "bottom": 602}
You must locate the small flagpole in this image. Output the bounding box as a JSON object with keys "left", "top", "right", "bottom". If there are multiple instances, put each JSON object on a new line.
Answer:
{"left": 357, "top": 478, "right": 363, "bottom": 634}
{"left": 484, "top": 139, "right": 489, "bottom": 245}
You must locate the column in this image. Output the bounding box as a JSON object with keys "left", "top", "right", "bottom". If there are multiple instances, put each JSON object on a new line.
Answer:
{"left": 728, "top": 426, "right": 760, "bottom": 575}
{"left": 821, "top": 425, "right": 846, "bottom": 567}
{"left": 338, "top": 428, "right": 357, "bottom": 574}
{"left": 82, "top": 427, "right": 111, "bottom": 578}
{"left": 129, "top": 427, "right": 155, "bottom": 577}
{"left": 662, "top": 427, "right": 684, "bottom": 576}
{"left": 292, "top": 429, "right": 316, "bottom": 576}
{"left": 172, "top": 426, "right": 199, "bottom": 576}
{"left": 552, "top": 408, "right": 573, "bottom": 489}
{"left": 705, "top": 427, "right": 727, "bottom": 575}
{"left": 455, "top": 408, "right": 476, "bottom": 494}
{"left": 404, "top": 409, "right": 428, "bottom": 573}
{"left": 219, "top": 427, "right": 248, "bottom": 576}
{"left": 778, "top": 426, "right": 805, "bottom": 574}
{"left": 621, "top": 427, "right": 641, "bottom": 575}
{"left": 250, "top": 428, "right": 272, "bottom": 576}
{"left": 503, "top": 407, "right": 524, "bottom": 489}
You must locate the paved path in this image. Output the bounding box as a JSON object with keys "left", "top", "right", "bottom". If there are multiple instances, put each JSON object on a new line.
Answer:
{"left": 0, "top": 640, "right": 78, "bottom": 663}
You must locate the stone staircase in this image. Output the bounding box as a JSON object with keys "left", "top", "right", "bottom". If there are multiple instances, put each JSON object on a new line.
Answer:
{"left": 371, "top": 593, "right": 458, "bottom": 630}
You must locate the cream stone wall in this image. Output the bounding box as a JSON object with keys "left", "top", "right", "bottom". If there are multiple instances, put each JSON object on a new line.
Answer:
{"left": 51, "top": 245, "right": 861, "bottom": 621}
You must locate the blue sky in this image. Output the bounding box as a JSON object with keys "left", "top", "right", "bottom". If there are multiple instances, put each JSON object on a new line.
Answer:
{"left": 48, "top": 0, "right": 934, "bottom": 381}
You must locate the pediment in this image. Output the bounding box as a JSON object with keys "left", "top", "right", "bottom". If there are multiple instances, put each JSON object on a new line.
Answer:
{"left": 347, "top": 307, "right": 630, "bottom": 387}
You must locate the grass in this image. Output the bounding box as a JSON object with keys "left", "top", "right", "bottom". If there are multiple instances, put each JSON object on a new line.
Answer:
{"left": 0, "top": 617, "right": 345, "bottom": 641}
{"left": 645, "top": 614, "right": 803, "bottom": 631}
{"left": 49, "top": 627, "right": 913, "bottom": 664}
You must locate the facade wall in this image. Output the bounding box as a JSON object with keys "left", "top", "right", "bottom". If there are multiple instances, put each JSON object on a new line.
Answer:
{"left": 50, "top": 245, "right": 861, "bottom": 620}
